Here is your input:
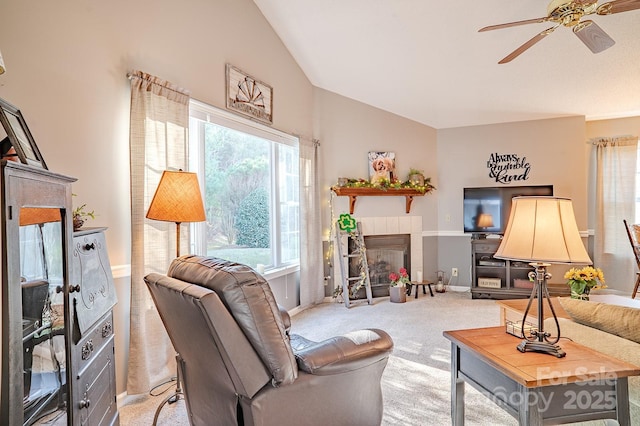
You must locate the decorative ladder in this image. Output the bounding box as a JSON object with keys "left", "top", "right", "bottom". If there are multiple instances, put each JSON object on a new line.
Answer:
{"left": 336, "top": 221, "right": 373, "bottom": 308}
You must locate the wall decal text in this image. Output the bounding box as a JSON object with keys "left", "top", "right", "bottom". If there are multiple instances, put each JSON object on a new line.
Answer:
{"left": 487, "top": 153, "right": 530, "bottom": 184}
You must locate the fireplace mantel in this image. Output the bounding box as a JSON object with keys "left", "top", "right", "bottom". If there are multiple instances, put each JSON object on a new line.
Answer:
{"left": 331, "top": 186, "right": 425, "bottom": 214}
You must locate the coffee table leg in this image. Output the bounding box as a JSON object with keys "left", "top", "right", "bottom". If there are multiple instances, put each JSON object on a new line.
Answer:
{"left": 616, "top": 377, "right": 631, "bottom": 426}
{"left": 517, "top": 387, "right": 543, "bottom": 426}
{"left": 451, "top": 342, "right": 464, "bottom": 425}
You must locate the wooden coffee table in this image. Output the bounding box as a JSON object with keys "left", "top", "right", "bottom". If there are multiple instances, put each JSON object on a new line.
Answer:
{"left": 443, "top": 327, "right": 640, "bottom": 426}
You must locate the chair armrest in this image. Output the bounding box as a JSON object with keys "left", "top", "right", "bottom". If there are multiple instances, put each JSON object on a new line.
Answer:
{"left": 294, "top": 329, "right": 393, "bottom": 375}
{"left": 278, "top": 305, "right": 291, "bottom": 334}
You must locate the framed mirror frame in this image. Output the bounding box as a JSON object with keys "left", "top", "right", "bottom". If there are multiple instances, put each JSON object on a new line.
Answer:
{"left": 0, "top": 97, "right": 47, "bottom": 169}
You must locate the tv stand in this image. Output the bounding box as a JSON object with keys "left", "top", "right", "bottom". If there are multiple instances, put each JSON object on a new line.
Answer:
{"left": 471, "top": 233, "right": 500, "bottom": 240}
{"left": 471, "top": 239, "right": 534, "bottom": 299}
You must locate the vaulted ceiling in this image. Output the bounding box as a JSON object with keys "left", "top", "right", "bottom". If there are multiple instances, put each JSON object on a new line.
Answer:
{"left": 253, "top": 0, "right": 640, "bottom": 129}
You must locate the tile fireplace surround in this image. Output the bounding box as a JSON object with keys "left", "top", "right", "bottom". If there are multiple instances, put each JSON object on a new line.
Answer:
{"left": 336, "top": 216, "right": 424, "bottom": 285}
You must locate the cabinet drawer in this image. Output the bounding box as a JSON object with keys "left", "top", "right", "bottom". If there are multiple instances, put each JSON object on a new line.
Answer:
{"left": 76, "top": 312, "right": 114, "bottom": 373}
{"left": 474, "top": 243, "right": 497, "bottom": 252}
{"left": 77, "top": 338, "right": 117, "bottom": 426}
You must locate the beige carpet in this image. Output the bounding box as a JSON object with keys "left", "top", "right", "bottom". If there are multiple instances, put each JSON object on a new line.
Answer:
{"left": 118, "top": 291, "right": 605, "bottom": 425}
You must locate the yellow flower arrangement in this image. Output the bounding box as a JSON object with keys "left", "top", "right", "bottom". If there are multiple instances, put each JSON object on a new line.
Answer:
{"left": 564, "top": 266, "right": 606, "bottom": 300}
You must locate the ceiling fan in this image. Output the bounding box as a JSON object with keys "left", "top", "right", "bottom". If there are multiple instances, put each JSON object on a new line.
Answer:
{"left": 480, "top": 0, "right": 640, "bottom": 64}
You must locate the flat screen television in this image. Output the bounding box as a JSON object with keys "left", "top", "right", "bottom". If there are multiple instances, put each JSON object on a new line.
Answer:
{"left": 463, "top": 185, "right": 553, "bottom": 236}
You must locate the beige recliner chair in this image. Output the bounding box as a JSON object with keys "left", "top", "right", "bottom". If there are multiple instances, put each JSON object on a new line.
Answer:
{"left": 144, "top": 255, "right": 394, "bottom": 426}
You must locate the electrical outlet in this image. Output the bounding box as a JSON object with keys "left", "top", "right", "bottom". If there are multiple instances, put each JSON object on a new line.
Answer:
{"left": 452, "top": 268, "right": 458, "bottom": 277}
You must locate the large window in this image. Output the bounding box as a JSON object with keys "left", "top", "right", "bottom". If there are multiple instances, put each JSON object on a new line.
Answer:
{"left": 189, "top": 100, "right": 300, "bottom": 272}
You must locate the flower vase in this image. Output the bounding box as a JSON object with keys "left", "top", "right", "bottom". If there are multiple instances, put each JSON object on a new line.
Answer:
{"left": 389, "top": 285, "right": 406, "bottom": 303}
{"left": 73, "top": 216, "right": 84, "bottom": 231}
{"left": 570, "top": 287, "right": 590, "bottom": 301}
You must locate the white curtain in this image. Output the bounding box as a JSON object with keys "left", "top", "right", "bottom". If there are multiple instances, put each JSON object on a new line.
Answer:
{"left": 127, "top": 70, "right": 190, "bottom": 394}
{"left": 594, "top": 136, "right": 638, "bottom": 294}
{"left": 299, "top": 139, "right": 324, "bottom": 306}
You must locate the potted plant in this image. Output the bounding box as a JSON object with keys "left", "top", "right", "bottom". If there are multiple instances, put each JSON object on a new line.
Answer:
{"left": 389, "top": 267, "right": 409, "bottom": 303}
{"left": 407, "top": 168, "right": 425, "bottom": 186}
{"left": 73, "top": 203, "right": 95, "bottom": 231}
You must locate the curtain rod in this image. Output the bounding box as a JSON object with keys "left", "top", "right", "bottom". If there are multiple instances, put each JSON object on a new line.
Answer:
{"left": 587, "top": 135, "right": 637, "bottom": 145}
{"left": 126, "top": 71, "right": 190, "bottom": 96}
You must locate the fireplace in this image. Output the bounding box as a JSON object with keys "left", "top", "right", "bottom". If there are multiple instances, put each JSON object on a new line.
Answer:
{"left": 349, "top": 234, "right": 410, "bottom": 297}
{"left": 336, "top": 216, "right": 423, "bottom": 300}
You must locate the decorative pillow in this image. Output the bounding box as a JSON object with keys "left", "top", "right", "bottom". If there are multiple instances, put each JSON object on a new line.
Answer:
{"left": 558, "top": 297, "right": 640, "bottom": 344}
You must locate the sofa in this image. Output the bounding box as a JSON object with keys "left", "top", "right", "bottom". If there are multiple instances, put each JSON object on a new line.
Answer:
{"left": 545, "top": 297, "right": 640, "bottom": 425}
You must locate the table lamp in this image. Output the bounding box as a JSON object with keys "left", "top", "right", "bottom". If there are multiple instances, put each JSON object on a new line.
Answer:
{"left": 145, "top": 169, "right": 206, "bottom": 422}
{"left": 494, "top": 196, "right": 591, "bottom": 357}
{"left": 146, "top": 169, "right": 206, "bottom": 258}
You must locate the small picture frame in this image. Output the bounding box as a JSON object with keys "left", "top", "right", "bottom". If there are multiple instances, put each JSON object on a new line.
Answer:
{"left": 368, "top": 151, "right": 396, "bottom": 184}
{"left": 226, "top": 64, "right": 273, "bottom": 125}
{"left": 0, "top": 97, "right": 47, "bottom": 169}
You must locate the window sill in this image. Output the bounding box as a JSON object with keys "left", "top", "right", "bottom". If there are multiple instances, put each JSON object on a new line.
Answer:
{"left": 264, "top": 263, "right": 300, "bottom": 280}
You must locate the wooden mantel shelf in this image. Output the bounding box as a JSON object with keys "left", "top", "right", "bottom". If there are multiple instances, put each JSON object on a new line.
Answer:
{"left": 331, "top": 186, "right": 426, "bottom": 214}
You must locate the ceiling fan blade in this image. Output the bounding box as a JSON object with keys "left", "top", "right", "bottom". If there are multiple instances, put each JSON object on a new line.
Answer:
{"left": 597, "top": 0, "right": 640, "bottom": 14}
{"left": 573, "top": 20, "right": 615, "bottom": 53}
{"left": 498, "top": 26, "right": 557, "bottom": 64}
{"left": 479, "top": 17, "right": 549, "bottom": 32}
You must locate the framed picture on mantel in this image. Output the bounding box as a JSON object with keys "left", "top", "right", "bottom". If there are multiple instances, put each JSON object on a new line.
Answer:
{"left": 368, "top": 151, "right": 395, "bottom": 184}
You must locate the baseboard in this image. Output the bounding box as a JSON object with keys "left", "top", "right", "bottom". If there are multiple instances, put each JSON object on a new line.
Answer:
{"left": 447, "top": 285, "right": 471, "bottom": 293}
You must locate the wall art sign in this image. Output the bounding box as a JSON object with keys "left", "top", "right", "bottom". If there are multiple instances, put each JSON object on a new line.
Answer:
{"left": 226, "top": 64, "right": 273, "bottom": 125}
{"left": 486, "top": 152, "right": 530, "bottom": 184}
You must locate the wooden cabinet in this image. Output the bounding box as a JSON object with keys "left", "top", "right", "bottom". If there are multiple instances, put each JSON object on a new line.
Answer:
{"left": 70, "top": 229, "right": 118, "bottom": 426}
{"left": 1, "top": 161, "right": 118, "bottom": 425}
{"left": 2, "top": 161, "right": 75, "bottom": 425}
{"left": 471, "top": 239, "right": 535, "bottom": 299}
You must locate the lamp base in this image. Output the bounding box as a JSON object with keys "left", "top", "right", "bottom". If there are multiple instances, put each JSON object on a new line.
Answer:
{"left": 152, "top": 355, "right": 183, "bottom": 425}
{"left": 517, "top": 339, "right": 566, "bottom": 358}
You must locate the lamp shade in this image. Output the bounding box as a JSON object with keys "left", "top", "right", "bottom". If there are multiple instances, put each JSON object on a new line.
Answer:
{"left": 494, "top": 196, "right": 592, "bottom": 265}
{"left": 146, "top": 170, "right": 206, "bottom": 223}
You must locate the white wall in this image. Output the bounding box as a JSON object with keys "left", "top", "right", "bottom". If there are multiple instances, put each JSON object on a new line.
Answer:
{"left": 0, "top": 0, "right": 313, "bottom": 397}
{"left": 314, "top": 87, "right": 439, "bottom": 232}
{"left": 437, "top": 116, "right": 588, "bottom": 231}
{"left": 436, "top": 116, "right": 589, "bottom": 286}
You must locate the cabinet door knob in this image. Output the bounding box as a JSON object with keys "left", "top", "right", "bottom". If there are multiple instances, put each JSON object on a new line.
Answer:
{"left": 84, "top": 243, "right": 95, "bottom": 251}
{"left": 79, "top": 398, "right": 91, "bottom": 409}
{"left": 69, "top": 284, "right": 81, "bottom": 293}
